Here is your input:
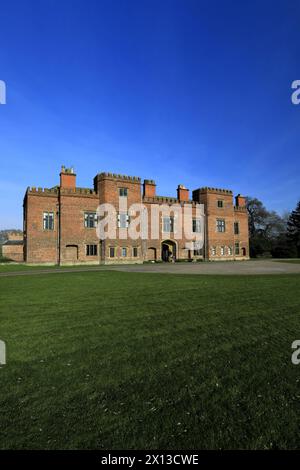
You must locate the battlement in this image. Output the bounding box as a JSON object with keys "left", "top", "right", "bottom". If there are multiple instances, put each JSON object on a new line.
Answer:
{"left": 61, "top": 187, "right": 97, "bottom": 195}
{"left": 143, "top": 195, "right": 196, "bottom": 205}
{"left": 96, "top": 172, "right": 141, "bottom": 183}
{"left": 198, "top": 187, "right": 233, "bottom": 195}
{"left": 234, "top": 205, "right": 247, "bottom": 212}
{"left": 144, "top": 179, "right": 155, "bottom": 185}
{"left": 27, "top": 186, "right": 97, "bottom": 196}
{"left": 28, "top": 187, "right": 58, "bottom": 194}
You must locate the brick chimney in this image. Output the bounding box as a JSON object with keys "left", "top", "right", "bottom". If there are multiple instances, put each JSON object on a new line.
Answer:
{"left": 177, "top": 184, "right": 189, "bottom": 202}
{"left": 143, "top": 179, "right": 156, "bottom": 198}
{"left": 60, "top": 166, "right": 76, "bottom": 189}
{"left": 235, "top": 194, "right": 246, "bottom": 207}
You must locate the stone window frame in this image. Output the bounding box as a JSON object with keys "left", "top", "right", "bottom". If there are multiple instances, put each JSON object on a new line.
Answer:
{"left": 235, "top": 242, "right": 240, "bottom": 255}
{"left": 133, "top": 247, "right": 138, "bottom": 257}
{"left": 162, "top": 216, "right": 175, "bottom": 233}
{"left": 217, "top": 200, "right": 224, "bottom": 208}
{"left": 84, "top": 211, "right": 97, "bottom": 229}
{"left": 211, "top": 246, "right": 216, "bottom": 256}
{"left": 109, "top": 246, "right": 116, "bottom": 258}
{"left": 216, "top": 218, "right": 226, "bottom": 233}
{"left": 220, "top": 246, "right": 225, "bottom": 256}
{"left": 43, "top": 211, "right": 54, "bottom": 230}
{"left": 234, "top": 221, "right": 240, "bottom": 235}
{"left": 192, "top": 218, "right": 201, "bottom": 233}
{"left": 86, "top": 244, "right": 98, "bottom": 256}
{"left": 121, "top": 247, "right": 128, "bottom": 257}
{"left": 228, "top": 246, "right": 233, "bottom": 256}
{"left": 117, "top": 212, "right": 130, "bottom": 228}
{"left": 119, "top": 187, "right": 128, "bottom": 197}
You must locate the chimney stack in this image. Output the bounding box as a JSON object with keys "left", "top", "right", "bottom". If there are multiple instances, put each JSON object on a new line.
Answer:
{"left": 60, "top": 166, "right": 76, "bottom": 189}
{"left": 177, "top": 184, "right": 189, "bottom": 202}
{"left": 235, "top": 194, "right": 246, "bottom": 207}
{"left": 143, "top": 179, "right": 156, "bottom": 198}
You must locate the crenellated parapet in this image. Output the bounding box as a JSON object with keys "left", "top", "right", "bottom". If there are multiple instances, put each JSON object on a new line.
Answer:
{"left": 60, "top": 187, "right": 97, "bottom": 196}
{"left": 198, "top": 187, "right": 233, "bottom": 194}
{"left": 143, "top": 195, "right": 197, "bottom": 206}
{"left": 234, "top": 205, "right": 247, "bottom": 212}
{"left": 96, "top": 172, "right": 141, "bottom": 183}
{"left": 27, "top": 187, "right": 58, "bottom": 195}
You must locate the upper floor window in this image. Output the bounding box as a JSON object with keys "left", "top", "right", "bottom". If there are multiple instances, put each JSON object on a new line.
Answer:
{"left": 118, "top": 212, "right": 129, "bottom": 228}
{"left": 216, "top": 219, "right": 226, "bottom": 232}
{"left": 43, "top": 211, "right": 54, "bottom": 230}
{"left": 217, "top": 200, "right": 224, "bottom": 208}
{"left": 86, "top": 244, "right": 97, "bottom": 256}
{"left": 84, "top": 212, "right": 97, "bottom": 228}
{"left": 119, "top": 187, "right": 128, "bottom": 197}
{"left": 234, "top": 222, "right": 240, "bottom": 235}
{"left": 192, "top": 218, "right": 201, "bottom": 233}
{"left": 163, "top": 216, "right": 174, "bottom": 233}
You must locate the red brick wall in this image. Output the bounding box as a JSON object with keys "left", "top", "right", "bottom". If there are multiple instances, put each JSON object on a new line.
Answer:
{"left": 2, "top": 244, "right": 23, "bottom": 262}
{"left": 59, "top": 189, "right": 99, "bottom": 264}
{"left": 24, "top": 172, "right": 249, "bottom": 264}
{"left": 24, "top": 189, "right": 59, "bottom": 263}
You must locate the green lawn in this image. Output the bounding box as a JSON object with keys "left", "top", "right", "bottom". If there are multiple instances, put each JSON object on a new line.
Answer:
{"left": 274, "top": 259, "right": 300, "bottom": 264}
{"left": 0, "top": 263, "right": 102, "bottom": 272}
{"left": 0, "top": 271, "right": 300, "bottom": 449}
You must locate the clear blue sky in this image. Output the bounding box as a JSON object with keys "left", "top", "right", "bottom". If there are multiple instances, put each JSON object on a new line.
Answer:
{"left": 0, "top": 0, "right": 300, "bottom": 229}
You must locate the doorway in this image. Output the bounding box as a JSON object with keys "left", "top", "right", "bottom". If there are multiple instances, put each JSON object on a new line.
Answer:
{"left": 161, "top": 240, "right": 177, "bottom": 262}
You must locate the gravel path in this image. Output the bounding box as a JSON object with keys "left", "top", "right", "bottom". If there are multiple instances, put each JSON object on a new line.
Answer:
{"left": 0, "top": 260, "right": 300, "bottom": 277}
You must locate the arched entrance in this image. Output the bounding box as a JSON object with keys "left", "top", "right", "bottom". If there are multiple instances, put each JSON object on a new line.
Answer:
{"left": 161, "top": 240, "right": 177, "bottom": 262}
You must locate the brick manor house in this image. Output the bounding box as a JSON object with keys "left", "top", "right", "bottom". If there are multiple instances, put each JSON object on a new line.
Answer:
{"left": 22, "top": 166, "right": 249, "bottom": 264}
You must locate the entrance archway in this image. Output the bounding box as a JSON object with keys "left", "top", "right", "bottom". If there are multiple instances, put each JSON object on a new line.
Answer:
{"left": 161, "top": 240, "right": 177, "bottom": 262}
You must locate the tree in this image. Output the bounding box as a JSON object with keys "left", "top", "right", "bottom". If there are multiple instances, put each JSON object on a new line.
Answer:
{"left": 287, "top": 200, "right": 300, "bottom": 257}
{"left": 246, "top": 197, "right": 269, "bottom": 238}
{"left": 246, "top": 197, "right": 294, "bottom": 258}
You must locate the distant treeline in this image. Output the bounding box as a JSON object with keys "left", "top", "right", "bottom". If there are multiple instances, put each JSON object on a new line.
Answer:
{"left": 246, "top": 198, "right": 300, "bottom": 258}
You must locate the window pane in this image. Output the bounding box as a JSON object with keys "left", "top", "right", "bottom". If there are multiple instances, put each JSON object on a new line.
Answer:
{"left": 193, "top": 219, "right": 201, "bottom": 233}
{"left": 119, "top": 188, "right": 128, "bottom": 197}
{"left": 43, "top": 212, "right": 54, "bottom": 230}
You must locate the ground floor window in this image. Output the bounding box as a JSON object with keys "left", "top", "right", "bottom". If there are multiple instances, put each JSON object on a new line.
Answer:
{"left": 193, "top": 249, "right": 202, "bottom": 256}
{"left": 133, "top": 247, "right": 138, "bottom": 257}
{"left": 211, "top": 246, "right": 216, "bottom": 256}
{"left": 121, "top": 247, "right": 127, "bottom": 257}
{"left": 86, "top": 244, "right": 97, "bottom": 256}
{"left": 220, "top": 246, "right": 225, "bottom": 256}
{"left": 235, "top": 242, "right": 240, "bottom": 255}
{"left": 228, "top": 246, "right": 233, "bottom": 255}
{"left": 109, "top": 247, "right": 115, "bottom": 258}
